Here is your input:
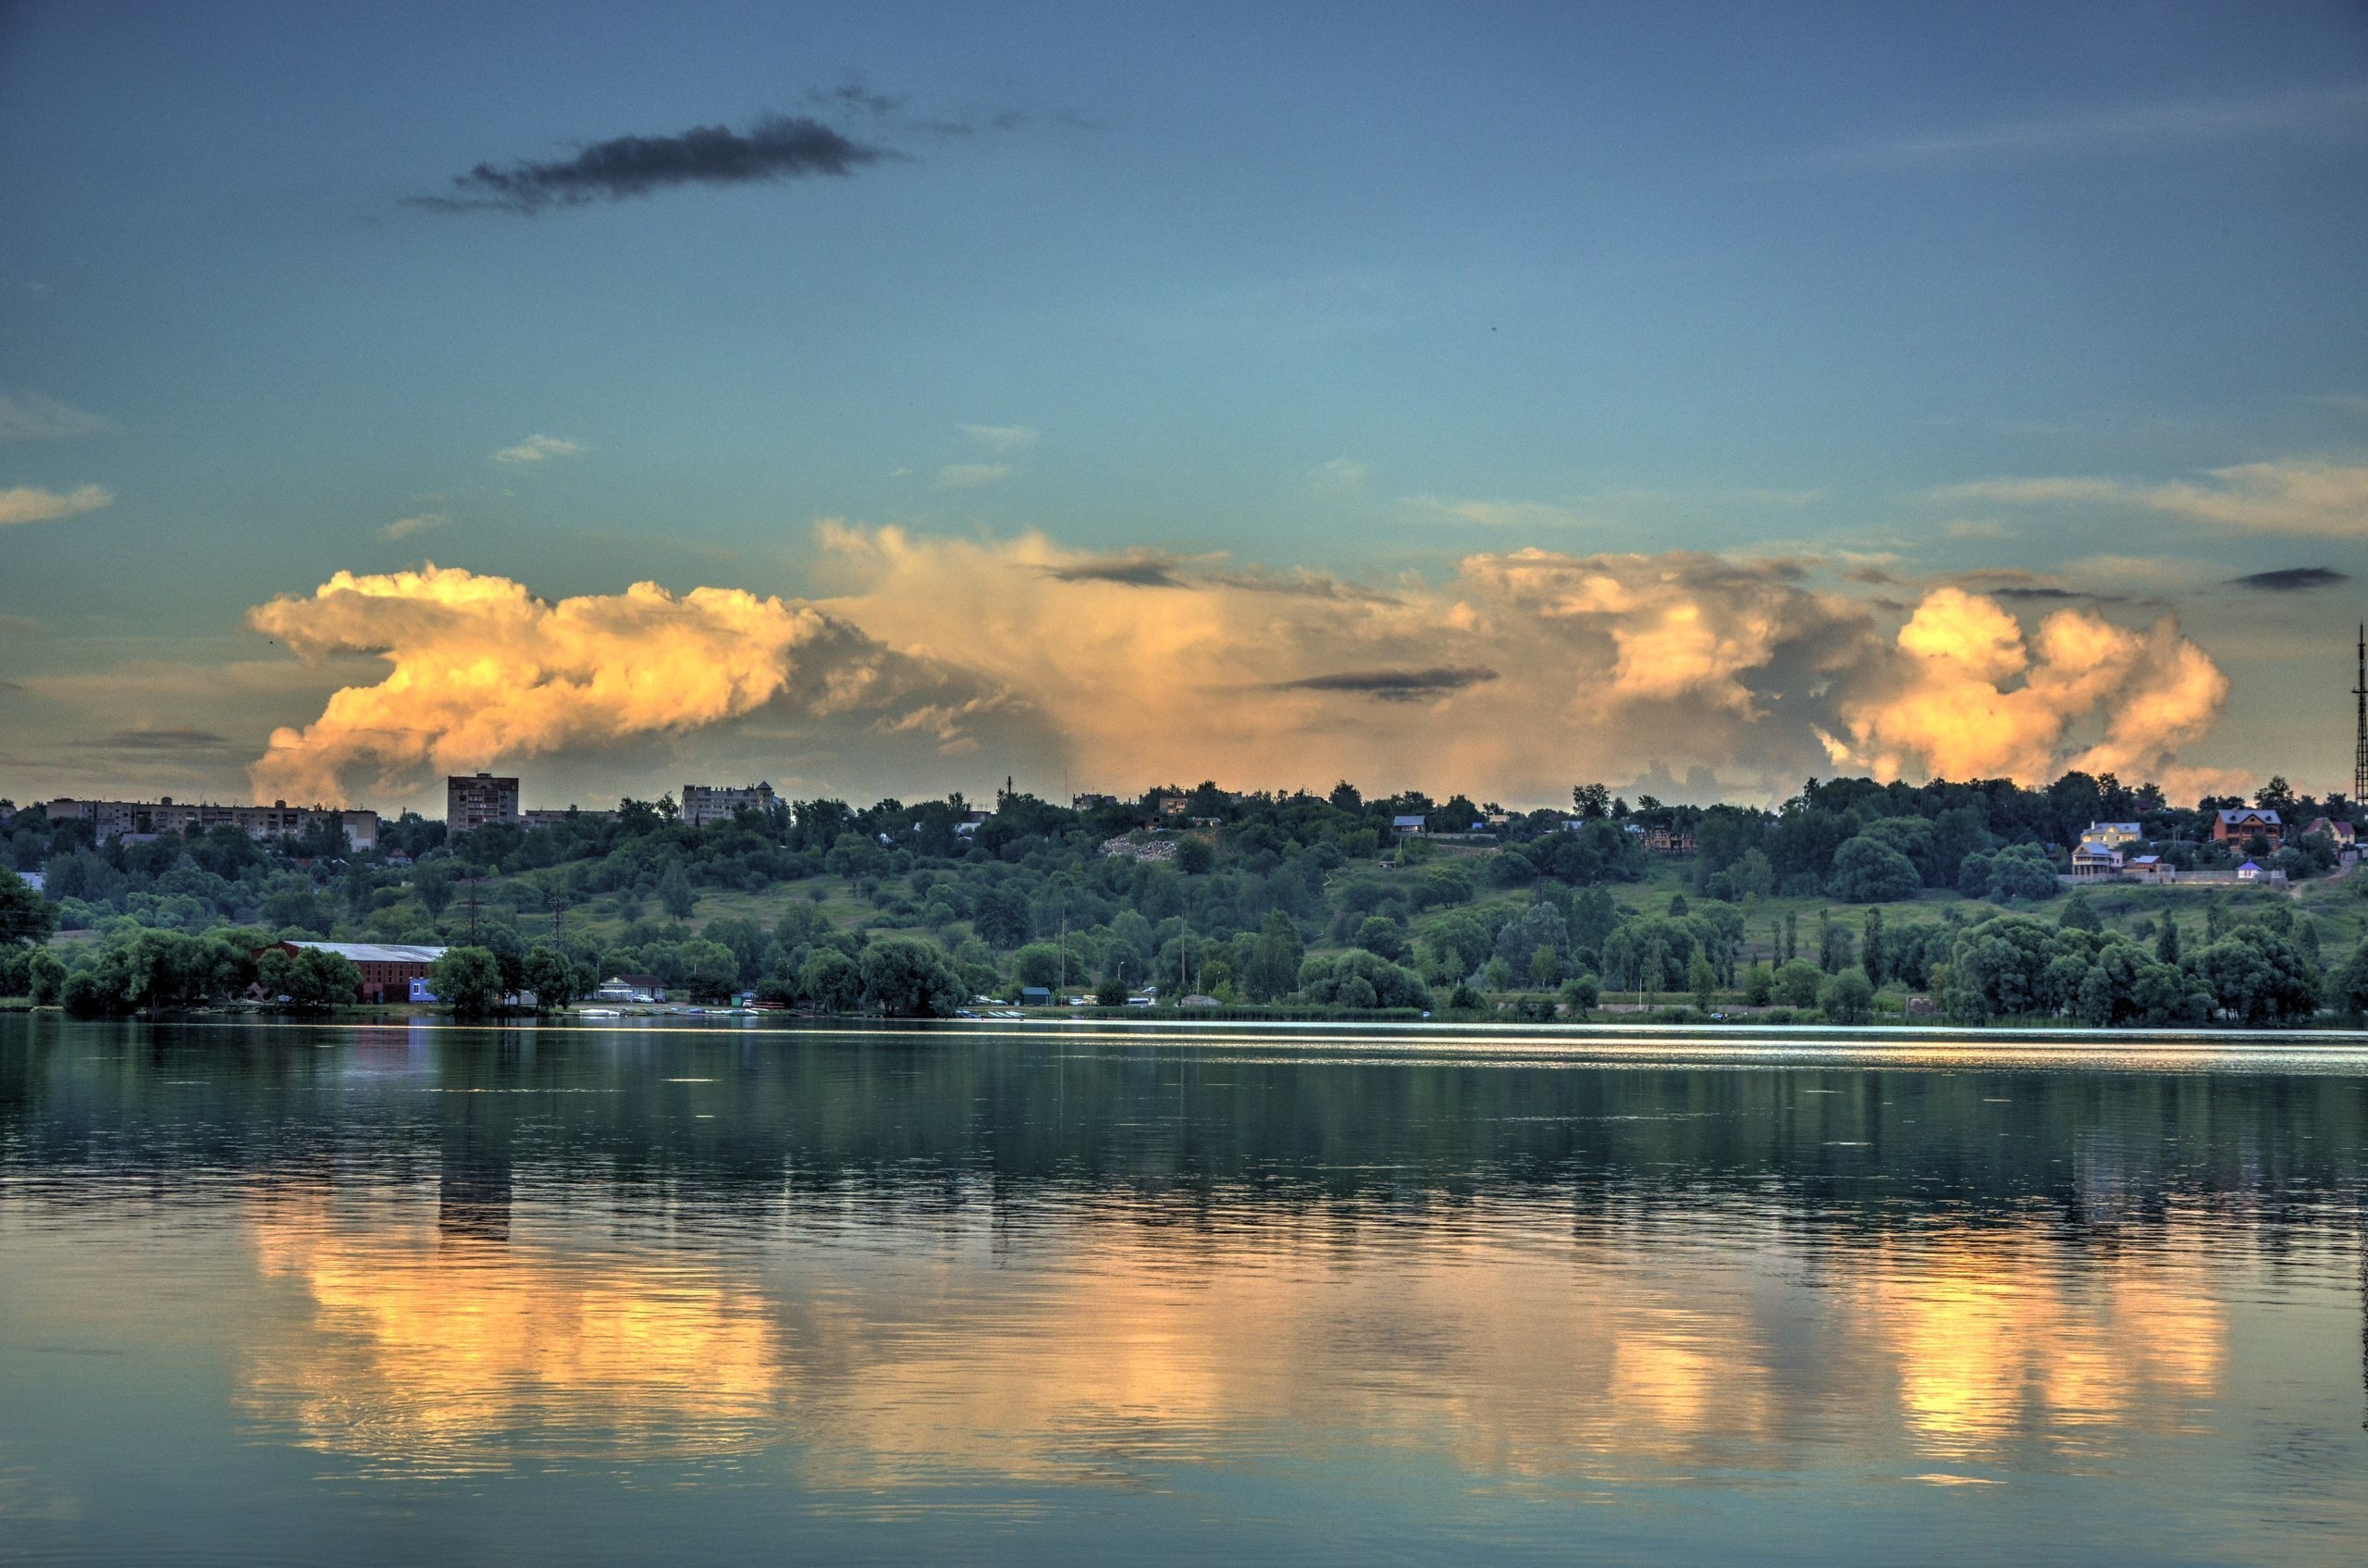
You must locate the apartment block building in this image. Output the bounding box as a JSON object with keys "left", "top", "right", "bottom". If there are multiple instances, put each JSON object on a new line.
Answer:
{"left": 446, "top": 773, "right": 522, "bottom": 833}
{"left": 680, "top": 782, "right": 776, "bottom": 828}
{"left": 43, "top": 796, "right": 378, "bottom": 850}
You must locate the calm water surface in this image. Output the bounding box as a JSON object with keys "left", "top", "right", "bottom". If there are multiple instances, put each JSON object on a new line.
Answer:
{"left": 1, "top": 1015, "right": 2363, "bottom": 1566}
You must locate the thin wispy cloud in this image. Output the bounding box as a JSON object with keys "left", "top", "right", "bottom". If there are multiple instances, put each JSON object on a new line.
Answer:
{"left": 382, "top": 511, "right": 450, "bottom": 541}
{"left": 960, "top": 424, "right": 1038, "bottom": 453}
{"left": 1936, "top": 459, "right": 2368, "bottom": 537}
{"left": 1844, "top": 82, "right": 2368, "bottom": 167}
{"left": 491, "top": 435, "right": 586, "bottom": 466}
{"left": 69, "top": 726, "right": 234, "bottom": 753}
{"left": 0, "top": 482, "right": 111, "bottom": 527}
{"left": 936, "top": 463, "right": 1010, "bottom": 489}
{"left": 413, "top": 115, "right": 897, "bottom": 215}
{"left": 1304, "top": 458, "right": 1369, "bottom": 497}
{"left": 1408, "top": 495, "right": 1598, "bottom": 530}
{"left": 0, "top": 392, "right": 110, "bottom": 442}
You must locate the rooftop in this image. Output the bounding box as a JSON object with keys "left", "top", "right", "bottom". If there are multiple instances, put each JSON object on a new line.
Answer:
{"left": 283, "top": 941, "right": 447, "bottom": 963}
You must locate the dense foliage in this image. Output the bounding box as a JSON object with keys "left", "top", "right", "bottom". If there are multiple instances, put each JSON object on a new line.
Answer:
{"left": 3, "top": 767, "right": 2361, "bottom": 1025}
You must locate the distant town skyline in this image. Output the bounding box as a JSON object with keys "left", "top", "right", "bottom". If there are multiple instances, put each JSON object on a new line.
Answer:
{"left": 5, "top": 4, "right": 2367, "bottom": 812}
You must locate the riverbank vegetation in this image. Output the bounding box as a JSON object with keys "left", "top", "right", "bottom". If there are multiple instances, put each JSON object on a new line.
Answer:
{"left": 5, "top": 770, "right": 2368, "bottom": 1027}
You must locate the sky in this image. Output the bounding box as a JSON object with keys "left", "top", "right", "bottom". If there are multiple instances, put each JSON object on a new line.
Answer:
{"left": 3, "top": 1, "right": 2366, "bottom": 815}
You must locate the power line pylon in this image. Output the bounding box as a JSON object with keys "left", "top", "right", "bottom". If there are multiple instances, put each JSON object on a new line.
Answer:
{"left": 2354, "top": 623, "right": 2367, "bottom": 808}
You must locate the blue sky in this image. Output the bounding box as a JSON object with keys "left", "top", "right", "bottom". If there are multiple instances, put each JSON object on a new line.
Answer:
{"left": 4, "top": 2, "right": 2366, "bottom": 810}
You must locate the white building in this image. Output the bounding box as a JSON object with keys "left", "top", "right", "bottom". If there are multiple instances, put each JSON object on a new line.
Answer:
{"left": 680, "top": 783, "right": 777, "bottom": 828}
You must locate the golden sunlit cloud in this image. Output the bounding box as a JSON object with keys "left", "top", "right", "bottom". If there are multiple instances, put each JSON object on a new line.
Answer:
{"left": 245, "top": 563, "right": 893, "bottom": 801}
{"left": 240, "top": 532, "right": 2238, "bottom": 805}
{"left": 1827, "top": 586, "right": 2229, "bottom": 788}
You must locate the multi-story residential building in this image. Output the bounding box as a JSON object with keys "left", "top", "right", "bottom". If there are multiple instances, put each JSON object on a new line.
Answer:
{"left": 2212, "top": 808, "right": 2282, "bottom": 850}
{"left": 446, "top": 773, "right": 521, "bottom": 833}
{"left": 43, "top": 796, "right": 377, "bottom": 850}
{"left": 679, "top": 783, "right": 776, "bottom": 828}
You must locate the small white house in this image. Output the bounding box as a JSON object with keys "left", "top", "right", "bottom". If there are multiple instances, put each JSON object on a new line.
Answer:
{"left": 2237, "top": 860, "right": 2263, "bottom": 883}
{"left": 1390, "top": 815, "right": 1427, "bottom": 836}
{"left": 2085, "top": 821, "right": 2143, "bottom": 847}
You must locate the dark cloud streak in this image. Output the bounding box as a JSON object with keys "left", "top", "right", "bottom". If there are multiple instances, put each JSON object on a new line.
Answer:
{"left": 411, "top": 114, "right": 898, "bottom": 215}
{"left": 1042, "top": 557, "right": 1188, "bottom": 588}
{"left": 2230, "top": 566, "right": 2350, "bottom": 592}
{"left": 1279, "top": 666, "right": 1499, "bottom": 701}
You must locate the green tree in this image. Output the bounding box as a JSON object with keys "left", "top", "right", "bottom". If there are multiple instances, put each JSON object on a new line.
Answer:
{"left": 1818, "top": 969, "right": 1875, "bottom": 1024}
{"left": 1827, "top": 835, "right": 1921, "bottom": 902}
{"left": 1531, "top": 944, "right": 1563, "bottom": 988}
{"left": 1175, "top": 837, "right": 1215, "bottom": 875}
{"left": 28, "top": 950, "right": 66, "bottom": 1006}
{"left": 1012, "top": 943, "right": 1067, "bottom": 991}
{"left": 1862, "top": 907, "right": 1885, "bottom": 985}
{"left": 2059, "top": 892, "right": 2101, "bottom": 932}
{"left": 2198, "top": 931, "right": 2320, "bottom": 1024}
{"left": 1774, "top": 958, "right": 1823, "bottom": 1008}
{"left": 1559, "top": 974, "right": 1599, "bottom": 1015}
{"left": 430, "top": 946, "right": 504, "bottom": 1018}
{"left": 859, "top": 936, "right": 962, "bottom": 1017}
{"left": 800, "top": 948, "right": 863, "bottom": 1013}
{"left": 657, "top": 861, "right": 697, "bottom": 920}
{"left": 1354, "top": 915, "right": 1408, "bottom": 963}
{"left": 1298, "top": 949, "right": 1431, "bottom": 1010}
{"left": 1744, "top": 963, "right": 1774, "bottom": 1006}
{"left": 678, "top": 939, "right": 741, "bottom": 1002}
{"left": 1241, "top": 911, "right": 1305, "bottom": 1002}
{"left": 523, "top": 946, "right": 580, "bottom": 1011}
{"left": 414, "top": 862, "right": 456, "bottom": 917}
{"left": 0, "top": 875, "right": 58, "bottom": 947}
{"left": 1689, "top": 952, "right": 1717, "bottom": 1012}
{"left": 2331, "top": 940, "right": 2368, "bottom": 1018}
{"left": 2155, "top": 914, "right": 2180, "bottom": 966}
{"left": 286, "top": 947, "right": 361, "bottom": 1010}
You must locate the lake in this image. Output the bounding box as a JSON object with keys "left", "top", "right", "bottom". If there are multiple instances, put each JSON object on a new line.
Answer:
{"left": 1, "top": 1015, "right": 2362, "bottom": 1566}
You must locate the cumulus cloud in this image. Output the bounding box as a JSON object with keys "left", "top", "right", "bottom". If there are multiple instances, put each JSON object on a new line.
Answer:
{"left": 491, "top": 435, "right": 585, "bottom": 466}
{"left": 813, "top": 527, "right": 2236, "bottom": 799}
{"left": 0, "top": 392, "right": 109, "bottom": 441}
{"left": 244, "top": 565, "right": 901, "bottom": 802}
{"left": 0, "top": 482, "right": 111, "bottom": 527}
{"left": 1939, "top": 460, "right": 2368, "bottom": 537}
{"left": 413, "top": 115, "right": 894, "bottom": 214}
{"left": 1826, "top": 587, "right": 2227, "bottom": 786}
{"left": 245, "top": 535, "right": 2240, "bottom": 809}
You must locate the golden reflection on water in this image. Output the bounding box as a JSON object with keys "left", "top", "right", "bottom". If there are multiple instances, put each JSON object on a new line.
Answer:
{"left": 1847, "top": 1232, "right": 2222, "bottom": 1459}
{"left": 232, "top": 1195, "right": 2239, "bottom": 1490}
{"left": 240, "top": 1196, "right": 781, "bottom": 1476}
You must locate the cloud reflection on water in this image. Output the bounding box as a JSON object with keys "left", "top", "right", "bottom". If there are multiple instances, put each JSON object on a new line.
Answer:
{"left": 234, "top": 1193, "right": 2235, "bottom": 1490}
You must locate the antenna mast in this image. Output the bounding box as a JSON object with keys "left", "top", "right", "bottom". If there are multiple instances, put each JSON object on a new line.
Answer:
{"left": 2354, "top": 623, "right": 2367, "bottom": 808}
